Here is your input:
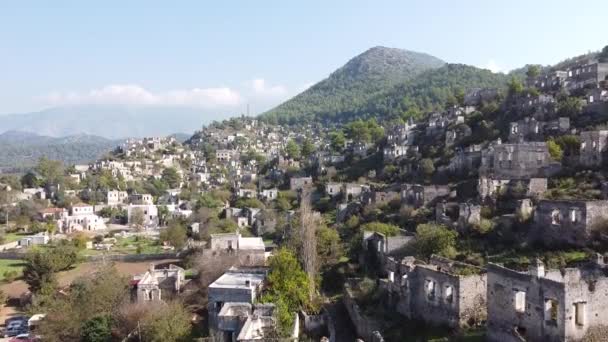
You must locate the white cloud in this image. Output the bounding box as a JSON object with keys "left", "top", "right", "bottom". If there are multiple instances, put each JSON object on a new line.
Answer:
{"left": 40, "top": 84, "right": 242, "bottom": 108}
{"left": 249, "top": 78, "right": 288, "bottom": 97}
{"left": 481, "top": 59, "right": 504, "bottom": 73}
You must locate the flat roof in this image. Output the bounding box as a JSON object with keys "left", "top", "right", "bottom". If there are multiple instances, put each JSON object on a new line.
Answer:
{"left": 209, "top": 269, "right": 266, "bottom": 290}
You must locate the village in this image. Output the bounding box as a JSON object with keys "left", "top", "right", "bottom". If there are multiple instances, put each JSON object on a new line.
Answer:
{"left": 0, "top": 50, "right": 608, "bottom": 342}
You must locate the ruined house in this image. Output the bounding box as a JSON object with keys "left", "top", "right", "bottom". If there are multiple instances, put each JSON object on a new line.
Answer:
{"left": 361, "top": 190, "right": 400, "bottom": 207}
{"left": 325, "top": 182, "right": 343, "bottom": 197}
{"left": 445, "top": 124, "right": 472, "bottom": 147}
{"left": 215, "top": 303, "right": 294, "bottom": 342}
{"left": 289, "top": 176, "right": 313, "bottom": 191}
{"left": 487, "top": 258, "right": 608, "bottom": 342}
{"left": 130, "top": 264, "right": 185, "bottom": 303}
{"left": 508, "top": 117, "right": 570, "bottom": 142}
{"left": 463, "top": 88, "right": 500, "bottom": 106}
{"left": 478, "top": 177, "right": 547, "bottom": 201}
{"left": 579, "top": 130, "right": 608, "bottom": 167}
{"left": 209, "top": 233, "right": 266, "bottom": 266}
{"left": 445, "top": 145, "right": 482, "bottom": 175}
{"left": 533, "top": 199, "right": 608, "bottom": 247}
{"left": 401, "top": 184, "right": 451, "bottom": 208}
{"left": 381, "top": 255, "right": 487, "bottom": 329}
{"left": 479, "top": 141, "right": 556, "bottom": 179}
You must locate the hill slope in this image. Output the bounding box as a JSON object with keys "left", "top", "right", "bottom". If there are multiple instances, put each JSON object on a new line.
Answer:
{"left": 0, "top": 105, "right": 219, "bottom": 139}
{"left": 262, "top": 46, "right": 445, "bottom": 124}
{"left": 0, "top": 131, "right": 121, "bottom": 171}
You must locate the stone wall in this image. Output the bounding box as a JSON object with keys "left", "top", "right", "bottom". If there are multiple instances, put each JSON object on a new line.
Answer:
{"left": 343, "top": 281, "right": 383, "bottom": 341}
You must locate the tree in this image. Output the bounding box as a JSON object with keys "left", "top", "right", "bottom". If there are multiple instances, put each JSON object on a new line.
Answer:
{"left": 557, "top": 95, "right": 583, "bottom": 118}
{"left": 161, "top": 168, "right": 181, "bottom": 189}
{"left": 261, "top": 248, "right": 310, "bottom": 336}
{"left": 235, "top": 197, "right": 264, "bottom": 209}
{"left": 130, "top": 208, "right": 146, "bottom": 231}
{"left": 35, "top": 157, "right": 65, "bottom": 186}
{"left": 139, "top": 302, "right": 192, "bottom": 342}
{"left": 507, "top": 77, "right": 524, "bottom": 97}
{"left": 316, "top": 226, "right": 342, "bottom": 270}
{"left": 81, "top": 315, "right": 112, "bottom": 342}
{"left": 420, "top": 158, "right": 435, "bottom": 177}
{"left": 329, "top": 131, "right": 346, "bottom": 152}
{"left": 526, "top": 65, "right": 541, "bottom": 78}
{"left": 599, "top": 45, "right": 608, "bottom": 63}
{"left": 160, "top": 221, "right": 187, "bottom": 250}
{"left": 547, "top": 139, "right": 564, "bottom": 161}
{"left": 285, "top": 140, "right": 301, "bottom": 160}
{"left": 23, "top": 246, "right": 78, "bottom": 292}
{"left": 414, "top": 223, "right": 458, "bottom": 259}
{"left": 360, "top": 221, "right": 400, "bottom": 236}
{"left": 299, "top": 194, "right": 318, "bottom": 302}
{"left": 21, "top": 171, "right": 40, "bottom": 188}
{"left": 301, "top": 139, "right": 316, "bottom": 159}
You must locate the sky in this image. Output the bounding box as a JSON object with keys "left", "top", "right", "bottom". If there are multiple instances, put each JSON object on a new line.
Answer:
{"left": 0, "top": 0, "right": 607, "bottom": 116}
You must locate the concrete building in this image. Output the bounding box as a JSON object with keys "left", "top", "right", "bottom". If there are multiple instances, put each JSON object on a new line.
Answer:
{"left": 533, "top": 199, "right": 608, "bottom": 247}
{"left": 208, "top": 267, "right": 268, "bottom": 341}
{"left": 487, "top": 258, "right": 608, "bottom": 342}
{"left": 127, "top": 204, "right": 159, "bottom": 228}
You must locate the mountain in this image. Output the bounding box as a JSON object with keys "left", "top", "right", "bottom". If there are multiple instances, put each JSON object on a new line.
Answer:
{"left": 261, "top": 47, "right": 514, "bottom": 124}
{"left": 0, "top": 131, "right": 121, "bottom": 171}
{"left": 262, "top": 46, "right": 445, "bottom": 124}
{"left": 0, "top": 105, "right": 228, "bottom": 139}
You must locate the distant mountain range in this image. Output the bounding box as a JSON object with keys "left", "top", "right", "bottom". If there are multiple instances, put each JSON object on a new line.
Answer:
{"left": 0, "top": 131, "right": 121, "bottom": 171}
{"left": 261, "top": 46, "right": 511, "bottom": 124}
{"left": 0, "top": 105, "right": 226, "bottom": 139}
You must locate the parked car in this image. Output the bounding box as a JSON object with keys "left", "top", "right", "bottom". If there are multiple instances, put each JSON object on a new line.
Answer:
{"left": 4, "top": 319, "right": 28, "bottom": 337}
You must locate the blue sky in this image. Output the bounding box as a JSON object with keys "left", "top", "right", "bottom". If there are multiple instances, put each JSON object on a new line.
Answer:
{"left": 1, "top": 0, "right": 607, "bottom": 115}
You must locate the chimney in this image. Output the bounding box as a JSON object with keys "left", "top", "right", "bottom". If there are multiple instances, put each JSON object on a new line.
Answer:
{"left": 529, "top": 258, "right": 545, "bottom": 278}
{"left": 245, "top": 280, "right": 251, "bottom": 287}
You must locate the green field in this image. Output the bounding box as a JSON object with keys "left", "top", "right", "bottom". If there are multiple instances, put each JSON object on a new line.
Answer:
{"left": 0, "top": 259, "right": 26, "bottom": 282}
{"left": 80, "top": 236, "right": 165, "bottom": 256}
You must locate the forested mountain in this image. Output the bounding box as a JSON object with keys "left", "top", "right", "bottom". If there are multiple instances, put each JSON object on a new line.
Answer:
{"left": 261, "top": 46, "right": 445, "bottom": 124}
{"left": 261, "top": 47, "right": 513, "bottom": 125}
{"left": 0, "top": 131, "right": 120, "bottom": 171}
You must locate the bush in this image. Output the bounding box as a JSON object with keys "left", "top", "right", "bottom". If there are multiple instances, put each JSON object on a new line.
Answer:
{"left": 472, "top": 219, "right": 495, "bottom": 235}
{"left": 414, "top": 223, "right": 458, "bottom": 259}
{"left": 360, "top": 222, "right": 400, "bottom": 236}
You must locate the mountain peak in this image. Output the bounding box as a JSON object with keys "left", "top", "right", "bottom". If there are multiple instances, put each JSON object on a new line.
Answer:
{"left": 262, "top": 46, "right": 445, "bottom": 123}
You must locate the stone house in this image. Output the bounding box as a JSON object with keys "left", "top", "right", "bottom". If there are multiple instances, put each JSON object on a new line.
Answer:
{"left": 533, "top": 199, "right": 608, "bottom": 247}
{"left": 445, "top": 124, "right": 472, "bottom": 147}
{"left": 259, "top": 188, "right": 278, "bottom": 201}
{"left": 216, "top": 149, "right": 239, "bottom": 162}
{"left": 579, "top": 130, "right": 608, "bottom": 167}
{"left": 361, "top": 190, "right": 400, "bottom": 207}
{"left": 480, "top": 141, "right": 555, "bottom": 179}
{"left": 130, "top": 264, "right": 185, "bottom": 303}
{"left": 209, "top": 233, "right": 266, "bottom": 266}
{"left": 463, "top": 88, "right": 500, "bottom": 106}
{"left": 508, "top": 117, "right": 570, "bottom": 143}
{"left": 458, "top": 202, "right": 482, "bottom": 230}
{"left": 251, "top": 209, "right": 279, "bottom": 236}
{"left": 401, "top": 184, "right": 451, "bottom": 208}
{"left": 526, "top": 70, "right": 569, "bottom": 92}
{"left": 382, "top": 255, "right": 487, "bottom": 329}
{"left": 565, "top": 60, "right": 608, "bottom": 90}
{"left": 383, "top": 144, "right": 412, "bottom": 161}
{"left": 325, "top": 182, "right": 343, "bottom": 197}
{"left": 445, "top": 145, "right": 482, "bottom": 175}
{"left": 362, "top": 231, "right": 415, "bottom": 260}
{"left": 478, "top": 177, "right": 547, "bottom": 201}
{"left": 289, "top": 176, "right": 313, "bottom": 191}
{"left": 127, "top": 204, "right": 159, "bottom": 228}
{"left": 587, "top": 88, "right": 608, "bottom": 103}
{"left": 487, "top": 258, "right": 608, "bottom": 342}
{"left": 107, "top": 190, "right": 128, "bottom": 206}
{"left": 237, "top": 188, "right": 257, "bottom": 199}
{"left": 345, "top": 183, "right": 370, "bottom": 202}
{"left": 208, "top": 267, "right": 268, "bottom": 341}
{"left": 129, "top": 193, "right": 154, "bottom": 205}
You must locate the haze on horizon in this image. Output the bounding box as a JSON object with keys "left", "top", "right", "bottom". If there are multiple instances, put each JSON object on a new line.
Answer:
{"left": 1, "top": 0, "right": 607, "bottom": 117}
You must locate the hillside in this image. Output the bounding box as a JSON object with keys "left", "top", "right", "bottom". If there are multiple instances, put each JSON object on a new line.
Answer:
{"left": 261, "top": 46, "right": 445, "bottom": 124}
{"left": 0, "top": 131, "right": 120, "bottom": 171}
{"left": 0, "top": 105, "right": 218, "bottom": 139}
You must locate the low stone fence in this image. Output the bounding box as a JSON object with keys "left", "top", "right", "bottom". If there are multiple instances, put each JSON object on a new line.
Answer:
{"left": 343, "top": 279, "right": 384, "bottom": 342}
{"left": 0, "top": 251, "right": 178, "bottom": 262}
